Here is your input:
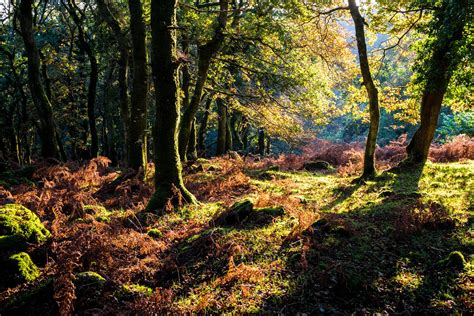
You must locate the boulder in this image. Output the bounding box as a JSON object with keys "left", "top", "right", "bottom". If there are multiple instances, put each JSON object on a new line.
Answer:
{"left": 303, "top": 160, "right": 332, "bottom": 171}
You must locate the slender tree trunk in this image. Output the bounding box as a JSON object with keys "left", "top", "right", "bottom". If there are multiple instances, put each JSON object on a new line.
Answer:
{"left": 230, "top": 112, "right": 243, "bottom": 151}
{"left": 348, "top": 0, "right": 380, "bottom": 178}
{"left": 258, "top": 129, "right": 265, "bottom": 156}
{"left": 96, "top": 0, "right": 131, "bottom": 164}
{"left": 187, "top": 119, "right": 198, "bottom": 160}
{"left": 18, "top": 0, "right": 59, "bottom": 159}
{"left": 216, "top": 98, "right": 228, "bottom": 156}
{"left": 197, "top": 97, "right": 212, "bottom": 156}
{"left": 225, "top": 113, "right": 232, "bottom": 152}
{"left": 128, "top": 0, "right": 148, "bottom": 171}
{"left": 406, "top": 0, "right": 468, "bottom": 164}
{"left": 148, "top": 0, "right": 197, "bottom": 211}
{"left": 178, "top": 0, "right": 229, "bottom": 160}
{"left": 64, "top": 0, "right": 98, "bottom": 157}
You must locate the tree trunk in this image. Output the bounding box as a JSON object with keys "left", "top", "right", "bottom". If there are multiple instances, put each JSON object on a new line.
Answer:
{"left": 348, "top": 0, "right": 380, "bottom": 178}
{"left": 406, "top": 0, "right": 468, "bottom": 164}
{"left": 18, "top": 0, "right": 60, "bottom": 159}
{"left": 230, "top": 112, "right": 243, "bottom": 151}
{"left": 225, "top": 113, "right": 233, "bottom": 152}
{"left": 187, "top": 119, "right": 198, "bottom": 160}
{"left": 148, "top": 0, "right": 197, "bottom": 211}
{"left": 178, "top": 0, "right": 229, "bottom": 160}
{"left": 258, "top": 129, "right": 265, "bottom": 156}
{"left": 216, "top": 98, "right": 227, "bottom": 156}
{"left": 64, "top": 0, "right": 98, "bottom": 157}
{"left": 197, "top": 96, "right": 212, "bottom": 156}
{"left": 128, "top": 0, "right": 148, "bottom": 171}
{"left": 96, "top": 0, "right": 131, "bottom": 164}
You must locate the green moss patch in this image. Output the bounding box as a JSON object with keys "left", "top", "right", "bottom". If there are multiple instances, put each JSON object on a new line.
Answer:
{"left": 0, "top": 204, "right": 51, "bottom": 250}
{"left": 8, "top": 252, "right": 40, "bottom": 283}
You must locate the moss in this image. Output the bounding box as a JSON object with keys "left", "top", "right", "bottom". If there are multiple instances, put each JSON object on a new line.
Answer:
{"left": 115, "top": 283, "right": 153, "bottom": 301}
{"left": 0, "top": 204, "right": 51, "bottom": 250}
{"left": 438, "top": 251, "right": 466, "bottom": 269}
{"left": 147, "top": 228, "right": 163, "bottom": 238}
{"left": 9, "top": 252, "right": 40, "bottom": 282}
{"left": 75, "top": 271, "right": 106, "bottom": 287}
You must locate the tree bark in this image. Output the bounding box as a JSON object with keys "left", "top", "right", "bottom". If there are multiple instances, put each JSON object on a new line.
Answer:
{"left": 148, "top": 0, "right": 197, "bottom": 211}
{"left": 216, "top": 98, "right": 228, "bottom": 156}
{"left": 197, "top": 96, "right": 212, "bottom": 156}
{"left": 18, "top": 0, "right": 60, "bottom": 159}
{"left": 348, "top": 0, "right": 380, "bottom": 178}
{"left": 187, "top": 119, "right": 198, "bottom": 160}
{"left": 128, "top": 0, "right": 148, "bottom": 171}
{"left": 258, "top": 129, "right": 265, "bottom": 156}
{"left": 406, "top": 0, "right": 468, "bottom": 164}
{"left": 178, "top": 0, "right": 229, "bottom": 160}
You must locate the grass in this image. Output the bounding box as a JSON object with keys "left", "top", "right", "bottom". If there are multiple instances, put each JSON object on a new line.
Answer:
{"left": 0, "top": 159, "right": 472, "bottom": 314}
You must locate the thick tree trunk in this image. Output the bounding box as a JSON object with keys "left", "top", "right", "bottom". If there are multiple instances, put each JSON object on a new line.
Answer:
{"left": 128, "top": 0, "right": 148, "bottom": 171}
{"left": 406, "top": 0, "right": 468, "bottom": 164}
{"left": 216, "top": 98, "right": 228, "bottom": 156}
{"left": 18, "top": 0, "right": 60, "bottom": 159}
{"left": 148, "top": 0, "right": 197, "bottom": 211}
{"left": 197, "top": 97, "right": 212, "bottom": 156}
{"left": 64, "top": 0, "right": 98, "bottom": 157}
{"left": 178, "top": 0, "right": 229, "bottom": 160}
{"left": 348, "top": 0, "right": 380, "bottom": 178}
{"left": 230, "top": 112, "right": 243, "bottom": 151}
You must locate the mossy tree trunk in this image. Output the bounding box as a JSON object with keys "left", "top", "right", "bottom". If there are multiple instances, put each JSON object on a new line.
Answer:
{"left": 187, "top": 119, "right": 198, "bottom": 160}
{"left": 128, "top": 0, "right": 148, "bottom": 172}
{"left": 406, "top": 0, "right": 468, "bottom": 164}
{"left": 230, "top": 112, "right": 243, "bottom": 151}
{"left": 178, "top": 0, "right": 229, "bottom": 160}
{"left": 18, "top": 0, "right": 60, "bottom": 159}
{"left": 63, "top": 0, "right": 98, "bottom": 158}
{"left": 348, "top": 0, "right": 380, "bottom": 178}
{"left": 148, "top": 0, "right": 197, "bottom": 211}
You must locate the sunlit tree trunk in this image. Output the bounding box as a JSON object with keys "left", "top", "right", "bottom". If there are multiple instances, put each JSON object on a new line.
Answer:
{"left": 348, "top": 0, "right": 380, "bottom": 178}
{"left": 128, "top": 0, "right": 148, "bottom": 171}
{"left": 18, "top": 0, "right": 60, "bottom": 159}
{"left": 406, "top": 0, "right": 468, "bottom": 164}
{"left": 148, "top": 0, "right": 197, "bottom": 211}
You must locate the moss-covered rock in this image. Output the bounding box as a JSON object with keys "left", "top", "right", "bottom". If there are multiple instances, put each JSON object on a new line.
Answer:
{"left": 147, "top": 228, "right": 163, "bottom": 238}
{"left": 75, "top": 271, "right": 106, "bottom": 287}
{"left": 8, "top": 252, "right": 40, "bottom": 283}
{"left": 215, "top": 199, "right": 254, "bottom": 226}
{"left": 438, "top": 251, "right": 466, "bottom": 269}
{"left": 0, "top": 204, "right": 51, "bottom": 250}
{"left": 115, "top": 283, "right": 153, "bottom": 301}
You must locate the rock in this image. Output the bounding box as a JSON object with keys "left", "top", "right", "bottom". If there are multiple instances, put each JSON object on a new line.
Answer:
{"left": 0, "top": 204, "right": 51, "bottom": 250}
{"left": 115, "top": 284, "right": 153, "bottom": 301}
{"left": 216, "top": 200, "right": 254, "bottom": 226}
{"left": 303, "top": 160, "right": 332, "bottom": 171}
{"left": 7, "top": 252, "right": 40, "bottom": 284}
{"left": 438, "top": 251, "right": 466, "bottom": 269}
{"left": 147, "top": 228, "right": 163, "bottom": 238}
{"left": 228, "top": 151, "right": 243, "bottom": 162}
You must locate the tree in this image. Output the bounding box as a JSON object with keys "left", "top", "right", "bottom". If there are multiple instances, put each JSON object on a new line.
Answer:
{"left": 62, "top": 0, "right": 99, "bottom": 158}
{"left": 406, "top": 0, "right": 471, "bottom": 164}
{"left": 348, "top": 0, "right": 380, "bottom": 178}
{"left": 178, "top": 0, "right": 229, "bottom": 161}
{"left": 148, "top": 0, "right": 197, "bottom": 211}
{"left": 128, "top": 0, "right": 148, "bottom": 171}
{"left": 18, "top": 0, "right": 60, "bottom": 159}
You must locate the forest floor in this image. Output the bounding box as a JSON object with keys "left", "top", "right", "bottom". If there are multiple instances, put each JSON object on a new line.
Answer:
{"left": 0, "top": 155, "right": 472, "bottom": 314}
